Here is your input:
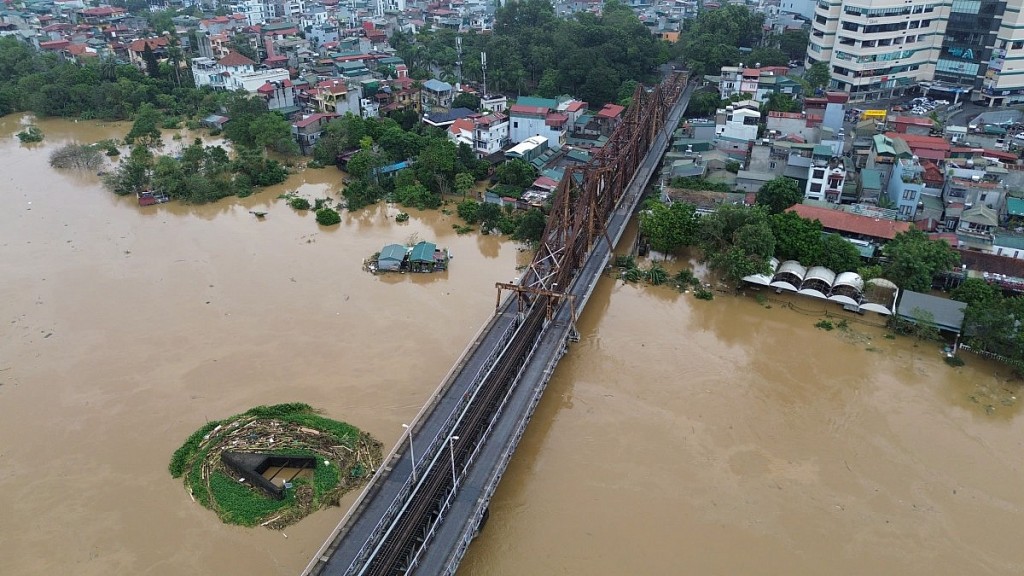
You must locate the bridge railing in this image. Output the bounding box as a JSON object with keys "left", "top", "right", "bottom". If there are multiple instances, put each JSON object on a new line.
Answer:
{"left": 406, "top": 310, "right": 554, "bottom": 574}
{"left": 430, "top": 78, "right": 695, "bottom": 575}
{"left": 339, "top": 309, "right": 525, "bottom": 575}
{"left": 302, "top": 297, "right": 519, "bottom": 576}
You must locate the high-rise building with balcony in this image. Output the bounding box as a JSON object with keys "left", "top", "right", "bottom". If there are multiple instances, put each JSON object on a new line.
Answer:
{"left": 808, "top": 0, "right": 949, "bottom": 102}
{"left": 981, "top": 6, "right": 1024, "bottom": 105}
{"left": 808, "top": 0, "right": 1024, "bottom": 105}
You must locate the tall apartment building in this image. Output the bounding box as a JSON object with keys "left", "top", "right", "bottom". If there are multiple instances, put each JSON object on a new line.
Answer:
{"left": 809, "top": 0, "right": 1024, "bottom": 105}
{"left": 808, "top": 0, "right": 949, "bottom": 102}
{"left": 934, "top": 0, "right": 1004, "bottom": 91}
{"left": 982, "top": 6, "right": 1024, "bottom": 105}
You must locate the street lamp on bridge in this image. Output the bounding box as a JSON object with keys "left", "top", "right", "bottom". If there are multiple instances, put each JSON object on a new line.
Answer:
{"left": 402, "top": 423, "right": 417, "bottom": 483}
{"left": 448, "top": 435, "right": 460, "bottom": 491}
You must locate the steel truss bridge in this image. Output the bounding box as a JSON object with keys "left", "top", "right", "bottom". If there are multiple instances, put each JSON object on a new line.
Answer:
{"left": 303, "top": 72, "right": 694, "bottom": 576}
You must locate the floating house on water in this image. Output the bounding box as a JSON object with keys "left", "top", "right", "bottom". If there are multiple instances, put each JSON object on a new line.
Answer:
{"left": 367, "top": 241, "right": 450, "bottom": 274}
{"left": 377, "top": 244, "right": 407, "bottom": 272}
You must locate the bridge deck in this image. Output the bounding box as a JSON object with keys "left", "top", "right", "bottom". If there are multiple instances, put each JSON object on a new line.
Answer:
{"left": 304, "top": 78, "right": 693, "bottom": 576}
{"left": 411, "top": 83, "right": 695, "bottom": 575}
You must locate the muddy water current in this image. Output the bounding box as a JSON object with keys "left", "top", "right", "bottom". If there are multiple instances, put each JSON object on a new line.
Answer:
{"left": 1, "top": 116, "right": 1023, "bottom": 576}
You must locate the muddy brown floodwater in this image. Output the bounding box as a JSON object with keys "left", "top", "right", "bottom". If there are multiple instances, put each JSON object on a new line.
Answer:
{"left": 1, "top": 116, "right": 1023, "bottom": 576}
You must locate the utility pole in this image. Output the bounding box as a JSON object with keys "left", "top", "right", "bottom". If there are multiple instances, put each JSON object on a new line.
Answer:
{"left": 455, "top": 36, "right": 463, "bottom": 89}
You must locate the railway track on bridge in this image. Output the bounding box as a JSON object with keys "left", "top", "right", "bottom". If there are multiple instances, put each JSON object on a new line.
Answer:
{"left": 305, "top": 71, "right": 691, "bottom": 576}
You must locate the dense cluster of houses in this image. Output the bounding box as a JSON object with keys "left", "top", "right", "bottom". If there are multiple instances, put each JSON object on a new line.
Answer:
{"left": 669, "top": 83, "right": 1024, "bottom": 295}
{"left": 0, "top": 0, "right": 652, "bottom": 208}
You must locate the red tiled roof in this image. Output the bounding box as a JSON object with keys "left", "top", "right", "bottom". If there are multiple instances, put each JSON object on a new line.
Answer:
{"left": 127, "top": 37, "right": 168, "bottom": 52}
{"left": 65, "top": 43, "right": 91, "bottom": 55}
{"left": 475, "top": 112, "right": 506, "bottom": 126}
{"left": 913, "top": 149, "right": 947, "bottom": 161}
{"left": 79, "top": 6, "right": 124, "bottom": 16}
{"left": 293, "top": 113, "right": 338, "bottom": 129}
{"left": 533, "top": 176, "right": 559, "bottom": 189}
{"left": 39, "top": 39, "right": 70, "bottom": 50}
{"left": 958, "top": 249, "right": 1024, "bottom": 278}
{"left": 257, "top": 82, "right": 275, "bottom": 94}
{"left": 787, "top": 204, "right": 912, "bottom": 240}
{"left": 545, "top": 112, "right": 569, "bottom": 127}
{"left": 884, "top": 132, "right": 950, "bottom": 151}
{"left": 448, "top": 117, "right": 474, "bottom": 135}
{"left": 982, "top": 149, "right": 1017, "bottom": 161}
{"left": 597, "top": 103, "right": 625, "bottom": 119}
{"left": 565, "top": 101, "right": 586, "bottom": 112}
{"left": 218, "top": 51, "right": 256, "bottom": 67}
{"left": 510, "top": 104, "right": 548, "bottom": 116}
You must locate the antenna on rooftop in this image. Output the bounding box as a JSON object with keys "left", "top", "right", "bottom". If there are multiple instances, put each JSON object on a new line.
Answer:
{"left": 481, "top": 51, "right": 487, "bottom": 99}
{"left": 456, "top": 36, "right": 463, "bottom": 88}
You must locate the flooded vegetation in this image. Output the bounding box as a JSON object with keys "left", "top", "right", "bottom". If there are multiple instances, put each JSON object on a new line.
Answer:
{"left": 2, "top": 116, "right": 1023, "bottom": 575}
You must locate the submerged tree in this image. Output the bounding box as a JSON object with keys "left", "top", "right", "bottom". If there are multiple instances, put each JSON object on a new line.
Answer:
{"left": 49, "top": 143, "right": 103, "bottom": 170}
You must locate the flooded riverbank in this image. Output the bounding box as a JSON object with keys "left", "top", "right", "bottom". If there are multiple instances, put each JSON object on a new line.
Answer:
{"left": 460, "top": 266, "right": 1024, "bottom": 576}
{"left": 0, "top": 116, "right": 522, "bottom": 575}
{"left": 2, "top": 116, "right": 1022, "bottom": 576}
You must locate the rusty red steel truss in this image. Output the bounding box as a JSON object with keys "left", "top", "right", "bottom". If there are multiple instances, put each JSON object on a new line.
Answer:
{"left": 516, "top": 71, "right": 688, "bottom": 298}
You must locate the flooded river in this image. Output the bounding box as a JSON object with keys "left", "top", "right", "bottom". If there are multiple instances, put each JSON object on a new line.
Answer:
{"left": 1, "top": 117, "right": 1023, "bottom": 576}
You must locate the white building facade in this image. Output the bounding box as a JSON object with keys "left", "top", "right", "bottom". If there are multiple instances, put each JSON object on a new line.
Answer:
{"left": 191, "top": 53, "right": 290, "bottom": 93}
{"left": 808, "top": 0, "right": 948, "bottom": 102}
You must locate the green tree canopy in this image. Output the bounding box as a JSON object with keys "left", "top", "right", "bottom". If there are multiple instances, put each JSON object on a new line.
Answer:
{"left": 685, "top": 90, "right": 722, "bottom": 118}
{"left": 777, "top": 30, "right": 809, "bottom": 60}
{"left": 817, "top": 233, "right": 863, "bottom": 273}
{"left": 762, "top": 92, "right": 801, "bottom": 114}
{"left": 696, "top": 204, "right": 775, "bottom": 283}
{"left": 495, "top": 159, "right": 536, "bottom": 189}
{"left": 125, "top": 103, "right": 162, "bottom": 148}
{"left": 513, "top": 208, "right": 547, "bottom": 242}
{"left": 881, "top": 229, "right": 960, "bottom": 292}
{"left": 451, "top": 92, "right": 480, "bottom": 110}
{"left": 961, "top": 296, "right": 1024, "bottom": 364}
{"left": 950, "top": 278, "right": 1002, "bottom": 307}
{"left": 771, "top": 211, "right": 823, "bottom": 262}
{"left": 747, "top": 46, "right": 788, "bottom": 67}
{"left": 805, "top": 61, "right": 831, "bottom": 90}
{"left": 755, "top": 177, "right": 802, "bottom": 214}
{"left": 639, "top": 200, "right": 698, "bottom": 258}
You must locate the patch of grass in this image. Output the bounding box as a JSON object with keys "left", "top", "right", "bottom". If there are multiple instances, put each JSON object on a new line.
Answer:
{"left": 395, "top": 212, "right": 410, "bottom": 223}
{"left": 209, "top": 470, "right": 293, "bottom": 527}
{"left": 884, "top": 333, "right": 896, "bottom": 340}
{"left": 172, "top": 403, "right": 376, "bottom": 528}
{"left": 645, "top": 264, "right": 667, "bottom": 285}
{"left": 836, "top": 319, "right": 849, "bottom": 331}
{"left": 169, "top": 420, "right": 220, "bottom": 477}
{"left": 615, "top": 254, "right": 636, "bottom": 269}
{"left": 694, "top": 287, "right": 714, "bottom": 300}
{"left": 17, "top": 125, "right": 43, "bottom": 143}
{"left": 815, "top": 320, "right": 834, "bottom": 331}
{"left": 289, "top": 197, "right": 311, "bottom": 210}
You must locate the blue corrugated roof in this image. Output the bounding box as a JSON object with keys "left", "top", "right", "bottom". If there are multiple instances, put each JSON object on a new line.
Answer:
{"left": 422, "top": 79, "right": 452, "bottom": 92}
